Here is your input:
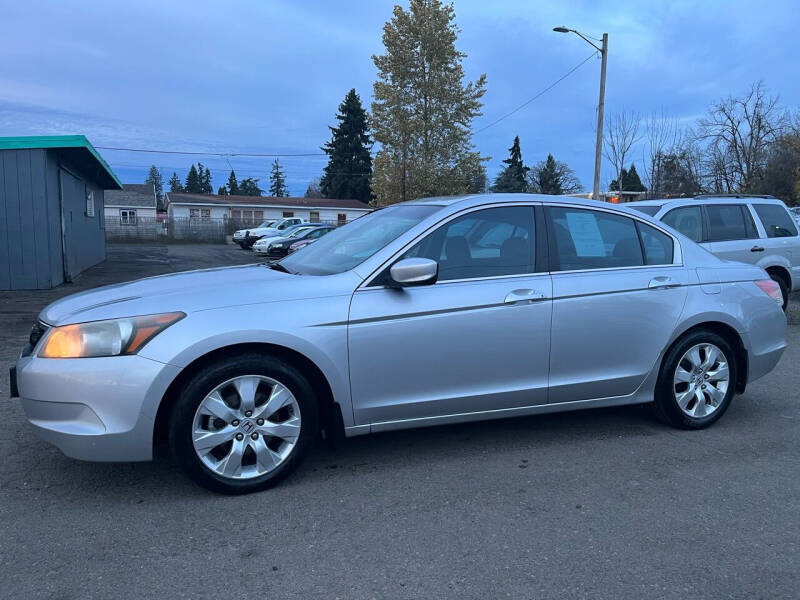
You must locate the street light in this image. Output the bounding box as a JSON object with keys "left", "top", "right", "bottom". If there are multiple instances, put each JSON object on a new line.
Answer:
{"left": 553, "top": 26, "right": 608, "bottom": 201}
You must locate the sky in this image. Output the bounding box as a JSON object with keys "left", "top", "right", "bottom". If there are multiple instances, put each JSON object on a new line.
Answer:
{"left": 1, "top": 0, "right": 799, "bottom": 196}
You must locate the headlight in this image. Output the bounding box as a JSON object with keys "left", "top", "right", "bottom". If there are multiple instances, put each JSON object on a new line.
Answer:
{"left": 39, "top": 312, "right": 185, "bottom": 358}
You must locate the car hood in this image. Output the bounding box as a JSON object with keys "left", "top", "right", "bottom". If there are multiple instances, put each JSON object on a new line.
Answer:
{"left": 39, "top": 264, "right": 362, "bottom": 325}
{"left": 236, "top": 227, "right": 277, "bottom": 236}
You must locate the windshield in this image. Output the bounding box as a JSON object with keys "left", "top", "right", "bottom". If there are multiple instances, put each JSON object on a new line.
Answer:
{"left": 288, "top": 227, "right": 315, "bottom": 238}
{"left": 281, "top": 204, "right": 440, "bottom": 275}
{"left": 257, "top": 220, "right": 276, "bottom": 228}
{"left": 628, "top": 205, "right": 662, "bottom": 216}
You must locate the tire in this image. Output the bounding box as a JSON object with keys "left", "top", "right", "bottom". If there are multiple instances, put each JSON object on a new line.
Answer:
{"left": 168, "top": 353, "right": 319, "bottom": 494}
{"left": 769, "top": 272, "right": 789, "bottom": 312}
{"left": 652, "top": 330, "right": 737, "bottom": 430}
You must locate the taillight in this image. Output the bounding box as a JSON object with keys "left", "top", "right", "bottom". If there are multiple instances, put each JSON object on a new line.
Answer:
{"left": 755, "top": 279, "right": 783, "bottom": 304}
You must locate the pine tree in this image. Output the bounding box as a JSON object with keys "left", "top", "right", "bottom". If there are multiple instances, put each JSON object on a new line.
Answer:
{"left": 610, "top": 167, "right": 629, "bottom": 192}
{"left": 371, "top": 0, "right": 487, "bottom": 203}
{"left": 239, "top": 177, "right": 263, "bottom": 196}
{"left": 145, "top": 165, "right": 163, "bottom": 199}
{"left": 320, "top": 89, "right": 373, "bottom": 203}
{"left": 168, "top": 172, "right": 184, "bottom": 193}
{"left": 625, "top": 164, "right": 646, "bottom": 192}
{"left": 197, "top": 163, "right": 213, "bottom": 194}
{"left": 610, "top": 163, "right": 647, "bottom": 192}
{"left": 227, "top": 170, "right": 240, "bottom": 195}
{"left": 529, "top": 154, "right": 583, "bottom": 195}
{"left": 491, "top": 136, "right": 529, "bottom": 192}
{"left": 185, "top": 165, "right": 201, "bottom": 193}
{"left": 217, "top": 186, "right": 228, "bottom": 195}
{"left": 269, "top": 159, "right": 289, "bottom": 197}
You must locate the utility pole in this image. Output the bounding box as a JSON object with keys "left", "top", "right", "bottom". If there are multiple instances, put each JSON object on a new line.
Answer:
{"left": 593, "top": 33, "right": 608, "bottom": 201}
{"left": 553, "top": 27, "right": 608, "bottom": 200}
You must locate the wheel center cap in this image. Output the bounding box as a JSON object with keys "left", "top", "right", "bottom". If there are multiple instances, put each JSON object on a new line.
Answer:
{"left": 238, "top": 419, "right": 255, "bottom": 434}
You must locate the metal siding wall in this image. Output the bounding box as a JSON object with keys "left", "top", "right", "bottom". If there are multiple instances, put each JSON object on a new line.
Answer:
{"left": 0, "top": 151, "right": 8, "bottom": 289}
{"left": 1, "top": 150, "right": 36, "bottom": 289}
{"left": 18, "top": 150, "right": 41, "bottom": 287}
{"left": 56, "top": 156, "right": 106, "bottom": 280}
{"left": 29, "top": 150, "right": 52, "bottom": 287}
{"left": 45, "top": 152, "right": 64, "bottom": 287}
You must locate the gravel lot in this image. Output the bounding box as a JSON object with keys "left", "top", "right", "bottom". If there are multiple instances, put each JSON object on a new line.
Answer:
{"left": 1, "top": 244, "right": 798, "bottom": 599}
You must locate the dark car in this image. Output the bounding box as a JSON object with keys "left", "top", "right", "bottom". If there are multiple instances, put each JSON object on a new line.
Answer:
{"left": 261, "top": 224, "right": 335, "bottom": 258}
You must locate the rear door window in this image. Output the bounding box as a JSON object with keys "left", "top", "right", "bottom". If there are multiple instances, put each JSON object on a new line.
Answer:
{"left": 548, "top": 207, "right": 643, "bottom": 271}
{"left": 662, "top": 206, "right": 702, "bottom": 242}
{"left": 753, "top": 204, "right": 798, "bottom": 238}
{"left": 705, "top": 204, "right": 755, "bottom": 241}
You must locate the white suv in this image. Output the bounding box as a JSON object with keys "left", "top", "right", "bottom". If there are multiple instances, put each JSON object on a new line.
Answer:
{"left": 628, "top": 195, "right": 799, "bottom": 309}
{"left": 233, "top": 217, "right": 305, "bottom": 249}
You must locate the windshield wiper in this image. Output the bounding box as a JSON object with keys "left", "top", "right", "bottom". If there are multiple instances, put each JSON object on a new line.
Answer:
{"left": 266, "top": 262, "right": 295, "bottom": 275}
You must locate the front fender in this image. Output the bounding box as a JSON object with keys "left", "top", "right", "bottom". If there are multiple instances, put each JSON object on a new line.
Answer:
{"left": 138, "top": 295, "right": 354, "bottom": 426}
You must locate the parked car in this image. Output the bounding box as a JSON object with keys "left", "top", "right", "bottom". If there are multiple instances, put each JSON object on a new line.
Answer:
{"left": 288, "top": 237, "right": 320, "bottom": 254}
{"left": 627, "top": 195, "right": 800, "bottom": 309}
{"left": 12, "top": 194, "right": 786, "bottom": 494}
{"left": 233, "top": 217, "right": 305, "bottom": 249}
{"left": 254, "top": 225, "right": 335, "bottom": 258}
{"left": 789, "top": 206, "right": 800, "bottom": 227}
{"left": 249, "top": 223, "right": 316, "bottom": 253}
{"left": 232, "top": 220, "right": 276, "bottom": 247}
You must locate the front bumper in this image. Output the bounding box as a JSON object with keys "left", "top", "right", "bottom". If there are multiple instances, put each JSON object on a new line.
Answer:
{"left": 15, "top": 354, "right": 180, "bottom": 462}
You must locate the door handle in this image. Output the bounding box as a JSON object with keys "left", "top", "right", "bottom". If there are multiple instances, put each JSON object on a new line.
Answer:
{"left": 750, "top": 246, "right": 765, "bottom": 253}
{"left": 648, "top": 276, "right": 680, "bottom": 290}
{"left": 504, "top": 289, "right": 546, "bottom": 304}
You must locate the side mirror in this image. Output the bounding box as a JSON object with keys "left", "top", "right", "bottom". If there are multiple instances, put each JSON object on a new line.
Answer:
{"left": 389, "top": 258, "right": 438, "bottom": 286}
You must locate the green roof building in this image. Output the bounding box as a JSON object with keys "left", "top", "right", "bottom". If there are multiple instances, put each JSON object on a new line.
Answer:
{"left": 0, "top": 135, "right": 122, "bottom": 289}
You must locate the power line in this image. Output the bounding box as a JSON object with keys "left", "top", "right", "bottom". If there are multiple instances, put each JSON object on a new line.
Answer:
{"left": 97, "top": 146, "right": 327, "bottom": 157}
{"left": 474, "top": 52, "right": 597, "bottom": 135}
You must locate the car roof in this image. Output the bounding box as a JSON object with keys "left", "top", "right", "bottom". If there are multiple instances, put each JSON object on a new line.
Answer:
{"left": 627, "top": 195, "right": 785, "bottom": 211}
{"left": 403, "top": 193, "right": 647, "bottom": 212}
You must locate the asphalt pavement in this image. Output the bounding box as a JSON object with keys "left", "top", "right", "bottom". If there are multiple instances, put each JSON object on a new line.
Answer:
{"left": 1, "top": 244, "right": 798, "bottom": 599}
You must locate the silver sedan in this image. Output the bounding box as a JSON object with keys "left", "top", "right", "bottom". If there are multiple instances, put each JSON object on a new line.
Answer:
{"left": 12, "top": 194, "right": 787, "bottom": 493}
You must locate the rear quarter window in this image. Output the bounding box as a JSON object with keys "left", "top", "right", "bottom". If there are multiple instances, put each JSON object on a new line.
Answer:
{"left": 662, "top": 206, "right": 702, "bottom": 242}
{"left": 753, "top": 204, "right": 798, "bottom": 238}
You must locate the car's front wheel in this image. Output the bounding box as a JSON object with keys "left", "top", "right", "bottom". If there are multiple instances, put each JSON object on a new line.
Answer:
{"left": 168, "top": 353, "right": 318, "bottom": 493}
{"left": 652, "top": 330, "right": 737, "bottom": 429}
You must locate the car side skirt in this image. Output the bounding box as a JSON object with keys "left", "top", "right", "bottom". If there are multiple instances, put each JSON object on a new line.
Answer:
{"left": 344, "top": 392, "right": 651, "bottom": 437}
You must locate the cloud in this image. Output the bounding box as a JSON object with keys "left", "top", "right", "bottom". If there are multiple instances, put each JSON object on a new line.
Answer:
{"left": 0, "top": 0, "right": 798, "bottom": 194}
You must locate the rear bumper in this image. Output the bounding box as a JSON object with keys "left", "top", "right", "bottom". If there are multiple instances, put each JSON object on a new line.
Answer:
{"left": 743, "top": 300, "right": 788, "bottom": 385}
{"left": 747, "top": 341, "right": 786, "bottom": 384}
{"left": 15, "top": 354, "right": 180, "bottom": 462}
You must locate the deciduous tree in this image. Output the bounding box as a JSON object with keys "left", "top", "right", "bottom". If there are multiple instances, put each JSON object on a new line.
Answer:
{"left": 371, "top": 0, "right": 487, "bottom": 204}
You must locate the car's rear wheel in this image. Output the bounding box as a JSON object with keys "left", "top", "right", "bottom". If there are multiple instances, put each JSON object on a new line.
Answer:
{"left": 168, "top": 353, "right": 318, "bottom": 494}
{"left": 652, "top": 330, "right": 737, "bottom": 429}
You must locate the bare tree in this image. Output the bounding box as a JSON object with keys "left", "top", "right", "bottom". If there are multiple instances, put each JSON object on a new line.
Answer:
{"left": 604, "top": 111, "right": 641, "bottom": 193}
{"left": 695, "top": 81, "right": 787, "bottom": 192}
{"left": 642, "top": 110, "right": 679, "bottom": 198}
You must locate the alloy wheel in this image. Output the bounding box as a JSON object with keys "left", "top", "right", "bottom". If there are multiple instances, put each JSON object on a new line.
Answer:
{"left": 191, "top": 375, "right": 301, "bottom": 479}
{"left": 673, "top": 343, "right": 730, "bottom": 418}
